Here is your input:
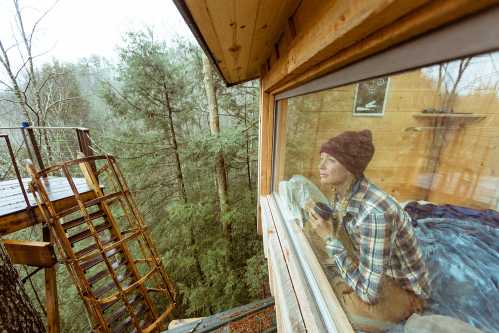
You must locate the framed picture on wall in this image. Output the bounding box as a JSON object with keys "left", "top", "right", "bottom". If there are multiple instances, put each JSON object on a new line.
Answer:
{"left": 353, "top": 77, "right": 390, "bottom": 116}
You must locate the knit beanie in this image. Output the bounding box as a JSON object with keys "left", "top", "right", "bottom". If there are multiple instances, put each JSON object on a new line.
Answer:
{"left": 320, "top": 129, "right": 374, "bottom": 178}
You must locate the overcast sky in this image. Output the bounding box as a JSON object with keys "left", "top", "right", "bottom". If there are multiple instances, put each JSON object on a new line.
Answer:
{"left": 0, "top": 0, "right": 195, "bottom": 70}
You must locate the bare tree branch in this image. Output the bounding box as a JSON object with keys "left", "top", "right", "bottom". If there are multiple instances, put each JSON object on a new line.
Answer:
{"left": 0, "top": 98, "right": 20, "bottom": 104}
{"left": 45, "top": 96, "right": 81, "bottom": 111}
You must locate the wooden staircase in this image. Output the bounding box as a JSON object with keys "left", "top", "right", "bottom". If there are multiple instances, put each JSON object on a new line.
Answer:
{"left": 27, "top": 155, "right": 176, "bottom": 333}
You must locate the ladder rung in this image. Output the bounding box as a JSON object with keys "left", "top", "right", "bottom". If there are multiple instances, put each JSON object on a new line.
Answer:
{"left": 69, "top": 222, "right": 112, "bottom": 245}
{"left": 80, "top": 248, "right": 121, "bottom": 271}
{"left": 74, "top": 238, "right": 115, "bottom": 258}
{"left": 111, "top": 316, "right": 132, "bottom": 333}
{"left": 107, "top": 294, "right": 143, "bottom": 324}
{"left": 100, "top": 284, "right": 137, "bottom": 313}
{"left": 87, "top": 260, "right": 125, "bottom": 286}
{"left": 111, "top": 303, "right": 147, "bottom": 333}
{"left": 93, "top": 270, "right": 133, "bottom": 298}
{"left": 77, "top": 229, "right": 141, "bottom": 263}
{"left": 57, "top": 191, "right": 123, "bottom": 218}
{"left": 62, "top": 211, "right": 106, "bottom": 231}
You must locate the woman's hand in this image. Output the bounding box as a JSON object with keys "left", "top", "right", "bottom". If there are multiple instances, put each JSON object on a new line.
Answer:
{"left": 307, "top": 207, "right": 333, "bottom": 240}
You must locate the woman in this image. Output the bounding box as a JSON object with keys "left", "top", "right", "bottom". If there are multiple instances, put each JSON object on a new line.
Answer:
{"left": 308, "top": 129, "right": 430, "bottom": 332}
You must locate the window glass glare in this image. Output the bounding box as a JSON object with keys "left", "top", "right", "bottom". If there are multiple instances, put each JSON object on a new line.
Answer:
{"left": 275, "top": 51, "right": 499, "bottom": 333}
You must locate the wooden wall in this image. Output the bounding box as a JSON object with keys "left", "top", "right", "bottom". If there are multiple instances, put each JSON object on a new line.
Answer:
{"left": 428, "top": 91, "right": 499, "bottom": 209}
{"left": 277, "top": 68, "right": 499, "bottom": 210}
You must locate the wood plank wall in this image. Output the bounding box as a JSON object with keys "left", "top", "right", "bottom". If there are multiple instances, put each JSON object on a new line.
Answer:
{"left": 262, "top": 0, "right": 496, "bottom": 94}
{"left": 277, "top": 68, "right": 499, "bottom": 210}
{"left": 428, "top": 91, "right": 499, "bottom": 209}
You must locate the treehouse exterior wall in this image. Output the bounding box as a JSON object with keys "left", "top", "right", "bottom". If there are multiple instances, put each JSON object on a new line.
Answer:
{"left": 252, "top": 3, "right": 499, "bottom": 333}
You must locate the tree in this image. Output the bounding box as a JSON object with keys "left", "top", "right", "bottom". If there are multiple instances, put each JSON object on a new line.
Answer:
{"left": 0, "top": 0, "right": 87, "bottom": 163}
{"left": 202, "top": 55, "right": 228, "bottom": 215}
{"left": 0, "top": 0, "right": 64, "bottom": 124}
{"left": 424, "top": 57, "right": 473, "bottom": 198}
{"left": 0, "top": 244, "right": 46, "bottom": 333}
{"left": 101, "top": 31, "right": 189, "bottom": 204}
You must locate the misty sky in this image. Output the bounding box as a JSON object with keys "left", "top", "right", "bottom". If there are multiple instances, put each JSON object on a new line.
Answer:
{"left": 0, "top": 0, "right": 194, "bottom": 71}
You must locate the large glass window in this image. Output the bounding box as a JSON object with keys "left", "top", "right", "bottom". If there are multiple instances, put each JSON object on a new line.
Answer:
{"left": 274, "top": 51, "right": 499, "bottom": 333}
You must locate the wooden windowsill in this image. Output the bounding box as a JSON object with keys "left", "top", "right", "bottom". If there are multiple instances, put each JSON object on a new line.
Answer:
{"left": 260, "top": 194, "right": 354, "bottom": 333}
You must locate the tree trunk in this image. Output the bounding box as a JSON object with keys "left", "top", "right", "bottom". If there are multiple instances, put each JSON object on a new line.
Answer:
{"left": 243, "top": 92, "right": 252, "bottom": 192}
{"left": 424, "top": 57, "right": 472, "bottom": 199}
{"left": 163, "top": 85, "right": 187, "bottom": 203}
{"left": 0, "top": 39, "right": 32, "bottom": 122}
{"left": 202, "top": 56, "right": 228, "bottom": 216}
{"left": 444, "top": 57, "right": 471, "bottom": 111}
{"left": 0, "top": 244, "right": 46, "bottom": 333}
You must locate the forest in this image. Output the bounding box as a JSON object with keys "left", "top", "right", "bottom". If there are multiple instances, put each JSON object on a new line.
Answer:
{"left": 0, "top": 1, "right": 268, "bottom": 331}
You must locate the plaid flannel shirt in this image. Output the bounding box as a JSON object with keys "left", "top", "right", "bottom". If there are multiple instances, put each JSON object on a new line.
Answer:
{"left": 324, "top": 176, "right": 430, "bottom": 304}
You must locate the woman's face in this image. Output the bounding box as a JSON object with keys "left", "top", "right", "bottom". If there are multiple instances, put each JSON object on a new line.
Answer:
{"left": 319, "top": 152, "right": 350, "bottom": 186}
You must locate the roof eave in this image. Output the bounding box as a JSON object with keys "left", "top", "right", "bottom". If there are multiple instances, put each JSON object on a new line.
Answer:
{"left": 173, "top": 0, "right": 247, "bottom": 87}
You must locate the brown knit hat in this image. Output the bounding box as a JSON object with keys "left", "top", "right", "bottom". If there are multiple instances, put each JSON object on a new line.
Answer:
{"left": 320, "top": 129, "right": 374, "bottom": 178}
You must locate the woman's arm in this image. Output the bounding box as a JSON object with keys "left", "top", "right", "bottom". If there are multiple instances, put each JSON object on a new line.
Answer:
{"left": 325, "top": 212, "right": 392, "bottom": 304}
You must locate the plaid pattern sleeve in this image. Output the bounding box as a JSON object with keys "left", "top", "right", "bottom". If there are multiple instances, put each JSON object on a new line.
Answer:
{"left": 331, "top": 212, "right": 392, "bottom": 304}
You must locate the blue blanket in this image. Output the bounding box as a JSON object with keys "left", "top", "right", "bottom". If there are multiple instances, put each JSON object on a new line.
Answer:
{"left": 387, "top": 203, "right": 499, "bottom": 333}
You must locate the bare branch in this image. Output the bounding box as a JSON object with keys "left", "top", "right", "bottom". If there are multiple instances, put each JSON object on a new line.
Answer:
{"left": 0, "top": 79, "right": 13, "bottom": 90}
{"left": 0, "top": 98, "right": 20, "bottom": 104}
{"left": 28, "top": 0, "right": 60, "bottom": 48}
{"left": 45, "top": 96, "right": 81, "bottom": 111}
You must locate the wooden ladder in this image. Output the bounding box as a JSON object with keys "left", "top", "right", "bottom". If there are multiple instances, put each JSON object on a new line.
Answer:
{"left": 28, "top": 155, "right": 176, "bottom": 333}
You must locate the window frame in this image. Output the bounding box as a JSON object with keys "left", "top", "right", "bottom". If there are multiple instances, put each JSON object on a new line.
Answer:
{"left": 265, "top": 7, "right": 499, "bottom": 333}
{"left": 275, "top": 7, "right": 499, "bottom": 101}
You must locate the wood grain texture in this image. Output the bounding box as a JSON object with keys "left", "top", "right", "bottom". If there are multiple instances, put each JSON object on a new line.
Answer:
{"left": 0, "top": 191, "right": 97, "bottom": 236}
{"left": 260, "top": 196, "right": 307, "bottom": 332}
{"left": 0, "top": 177, "right": 91, "bottom": 217}
{"left": 258, "top": 82, "right": 275, "bottom": 196}
{"left": 183, "top": 0, "right": 300, "bottom": 84}
{"left": 261, "top": 195, "right": 356, "bottom": 332}
{"left": 263, "top": 0, "right": 497, "bottom": 93}
{"left": 2, "top": 240, "right": 56, "bottom": 267}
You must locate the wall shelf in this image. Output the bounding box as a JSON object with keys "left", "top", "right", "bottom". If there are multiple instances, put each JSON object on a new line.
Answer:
{"left": 413, "top": 113, "right": 487, "bottom": 120}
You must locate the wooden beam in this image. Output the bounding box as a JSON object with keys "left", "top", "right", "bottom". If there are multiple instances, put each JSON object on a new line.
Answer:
{"left": 257, "top": 81, "right": 268, "bottom": 235}
{"left": 257, "top": 79, "right": 277, "bottom": 235}
{"left": 43, "top": 226, "right": 60, "bottom": 333}
{"left": 274, "top": 99, "right": 288, "bottom": 189}
{"left": 258, "top": 83, "right": 275, "bottom": 196}
{"left": 263, "top": 0, "right": 497, "bottom": 94}
{"left": 2, "top": 239, "right": 56, "bottom": 267}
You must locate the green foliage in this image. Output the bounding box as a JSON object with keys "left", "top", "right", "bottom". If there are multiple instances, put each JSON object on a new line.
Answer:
{"left": 152, "top": 193, "right": 265, "bottom": 317}
{"left": 96, "top": 29, "right": 266, "bottom": 320}
{"left": 2, "top": 28, "right": 267, "bottom": 330}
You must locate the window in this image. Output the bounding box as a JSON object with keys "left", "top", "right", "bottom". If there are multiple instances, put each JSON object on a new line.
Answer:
{"left": 273, "top": 51, "right": 499, "bottom": 332}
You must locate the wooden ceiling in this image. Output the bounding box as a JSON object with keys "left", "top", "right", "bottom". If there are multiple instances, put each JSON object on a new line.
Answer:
{"left": 174, "top": 0, "right": 301, "bottom": 85}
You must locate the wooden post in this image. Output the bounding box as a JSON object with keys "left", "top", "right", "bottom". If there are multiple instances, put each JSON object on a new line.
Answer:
{"left": 274, "top": 100, "right": 288, "bottom": 190}
{"left": 27, "top": 127, "right": 46, "bottom": 171}
{"left": 43, "top": 226, "right": 60, "bottom": 333}
{"left": 76, "top": 128, "right": 97, "bottom": 176}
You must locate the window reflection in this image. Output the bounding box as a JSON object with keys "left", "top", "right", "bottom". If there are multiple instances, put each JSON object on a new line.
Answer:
{"left": 276, "top": 51, "right": 499, "bottom": 333}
